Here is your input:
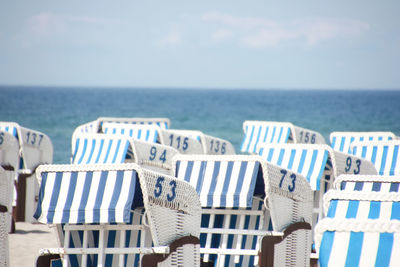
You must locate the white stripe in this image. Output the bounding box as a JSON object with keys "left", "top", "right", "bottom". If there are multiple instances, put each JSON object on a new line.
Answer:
{"left": 291, "top": 149, "right": 303, "bottom": 173}
{"left": 73, "top": 138, "right": 85, "bottom": 163}
{"left": 395, "top": 152, "right": 400, "bottom": 175}
{"left": 212, "top": 161, "right": 229, "bottom": 207}
{"left": 249, "top": 126, "right": 262, "bottom": 153}
{"left": 53, "top": 172, "right": 71, "bottom": 223}
{"left": 280, "top": 149, "right": 291, "bottom": 169}
{"left": 177, "top": 161, "right": 188, "bottom": 181}
{"left": 344, "top": 182, "right": 356, "bottom": 192}
{"left": 115, "top": 170, "right": 133, "bottom": 223}
{"left": 81, "top": 139, "right": 93, "bottom": 164}
{"left": 383, "top": 145, "right": 395, "bottom": 175}
{"left": 239, "top": 161, "right": 256, "bottom": 207}
{"left": 389, "top": 233, "right": 400, "bottom": 267}
{"left": 380, "top": 202, "right": 393, "bottom": 221}
{"left": 69, "top": 172, "right": 86, "bottom": 223}
{"left": 89, "top": 138, "right": 102, "bottom": 164}
{"left": 380, "top": 182, "right": 391, "bottom": 192}
{"left": 363, "top": 182, "right": 374, "bottom": 192}
{"left": 358, "top": 232, "right": 380, "bottom": 267}
{"left": 265, "top": 126, "right": 275, "bottom": 143}
{"left": 85, "top": 171, "right": 101, "bottom": 223}
{"left": 327, "top": 232, "right": 349, "bottom": 267}
{"left": 310, "top": 149, "right": 326, "bottom": 190}
{"left": 100, "top": 171, "right": 117, "bottom": 222}
{"left": 334, "top": 200, "right": 349, "bottom": 219}
{"left": 190, "top": 161, "right": 202, "bottom": 190}
{"left": 365, "top": 146, "right": 374, "bottom": 163}
{"left": 357, "top": 201, "right": 371, "bottom": 219}
{"left": 225, "top": 162, "right": 241, "bottom": 207}
{"left": 270, "top": 148, "right": 281, "bottom": 165}
{"left": 39, "top": 173, "right": 57, "bottom": 223}
{"left": 375, "top": 146, "right": 384, "bottom": 172}
{"left": 97, "top": 139, "right": 110, "bottom": 164}
{"left": 200, "top": 161, "right": 215, "bottom": 206}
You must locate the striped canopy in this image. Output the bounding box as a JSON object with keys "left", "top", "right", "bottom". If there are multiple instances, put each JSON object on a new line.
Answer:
{"left": 101, "top": 122, "right": 160, "bottom": 143}
{"left": 0, "top": 123, "right": 18, "bottom": 137}
{"left": 258, "top": 144, "right": 329, "bottom": 190}
{"left": 240, "top": 121, "right": 292, "bottom": 154}
{"left": 330, "top": 132, "right": 395, "bottom": 153}
{"left": 72, "top": 134, "right": 131, "bottom": 164}
{"left": 34, "top": 168, "right": 139, "bottom": 224}
{"left": 351, "top": 141, "right": 400, "bottom": 176}
{"left": 174, "top": 158, "right": 260, "bottom": 208}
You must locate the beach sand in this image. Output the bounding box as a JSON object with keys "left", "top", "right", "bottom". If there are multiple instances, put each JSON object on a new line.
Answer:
{"left": 9, "top": 222, "right": 59, "bottom": 267}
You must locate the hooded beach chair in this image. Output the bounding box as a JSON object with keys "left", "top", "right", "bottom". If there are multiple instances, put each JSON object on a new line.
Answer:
{"left": 334, "top": 174, "right": 400, "bottom": 193}
{"left": 72, "top": 117, "right": 170, "bottom": 136}
{"left": 34, "top": 163, "right": 201, "bottom": 267}
{"left": 314, "top": 189, "right": 400, "bottom": 266}
{"left": 315, "top": 218, "right": 400, "bottom": 267}
{"left": 161, "top": 129, "right": 235, "bottom": 155}
{"left": 257, "top": 143, "right": 377, "bottom": 225}
{"left": 330, "top": 131, "right": 396, "bottom": 154}
{"left": 71, "top": 134, "right": 179, "bottom": 174}
{"left": 240, "top": 121, "right": 326, "bottom": 154}
{"left": 351, "top": 140, "right": 400, "bottom": 176}
{"left": 0, "top": 130, "right": 19, "bottom": 232}
{"left": 172, "top": 154, "right": 313, "bottom": 267}
{"left": 0, "top": 122, "right": 53, "bottom": 222}
{"left": 0, "top": 167, "right": 11, "bottom": 267}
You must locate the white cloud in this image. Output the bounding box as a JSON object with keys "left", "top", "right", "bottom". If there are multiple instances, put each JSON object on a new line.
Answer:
{"left": 211, "top": 28, "right": 233, "bottom": 42}
{"left": 158, "top": 28, "right": 182, "bottom": 46}
{"left": 202, "top": 12, "right": 370, "bottom": 48}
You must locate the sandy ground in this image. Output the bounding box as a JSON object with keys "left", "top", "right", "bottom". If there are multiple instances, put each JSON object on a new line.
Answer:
{"left": 9, "top": 222, "right": 59, "bottom": 267}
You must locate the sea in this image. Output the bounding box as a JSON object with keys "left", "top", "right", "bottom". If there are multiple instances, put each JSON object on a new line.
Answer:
{"left": 1, "top": 85, "right": 399, "bottom": 164}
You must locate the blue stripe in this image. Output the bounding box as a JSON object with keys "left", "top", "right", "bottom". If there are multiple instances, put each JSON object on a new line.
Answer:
{"left": 344, "top": 232, "right": 363, "bottom": 266}
{"left": 105, "top": 230, "right": 116, "bottom": 266}
{"left": 263, "top": 126, "right": 269, "bottom": 142}
{"left": 375, "top": 233, "right": 393, "bottom": 267}
{"left": 47, "top": 172, "right": 63, "bottom": 223}
{"left": 77, "top": 172, "right": 93, "bottom": 223}
{"left": 196, "top": 161, "right": 206, "bottom": 194}
{"left": 93, "top": 171, "right": 108, "bottom": 222}
{"left": 391, "top": 202, "right": 400, "bottom": 220}
{"left": 346, "top": 200, "right": 359, "bottom": 218}
{"left": 111, "top": 140, "right": 122, "bottom": 163}
{"left": 326, "top": 200, "right": 338, "bottom": 218}
{"left": 390, "top": 145, "right": 399, "bottom": 176}
{"left": 277, "top": 148, "right": 285, "bottom": 165}
{"left": 270, "top": 126, "right": 277, "bottom": 143}
{"left": 349, "top": 137, "right": 355, "bottom": 153}
{"left": 371, "top": 146, "right": 378, "bottom": 164}
{"left": 379, "top": 145, "right": 388, "bottom": 175}
{"left": 61, "top": 172, "right": 78, "bottom": 223}
{"left": 233, "top": 161, "right": 248, "bottom": 207}
{"left": 86, "top": 139, "right": 96, "bottom": 164}
{"left": 297, "top": 149, "right": 307, "bottom": 174}
{"left": 183, "top": 161, "right": 194, "bottom": 183}
{"left": 354, "top": 182, "right": 364, "bottom": 191}
{"left": 94, "top": 139, "right": 104, "bottom": 163}
{"left": 319, "top": 231, "right": 334, "bottom": 267}
{"left": 361, "top": 145, "right": 367, "bottom": 158}
{"left": 77, "top": 139, "right": 88, "bottom": 164}
{"left": 207, "top": 161, "right": 220, "bottom": 207}
{"left": 246, "top": 162, "right": 260, "bottom": 208}
{"left": 145, "top": 129, "right": 150, "bottom": 141}
{"left": 368, "top": 201, "right": 381, "bottom": 219}
{"left": 220, "top": 161, "right": 233, "bottom": 209}
{"left": 240, "top": 125, "right": 249, "bottom": 151}
{"left": 124, "top": 172, "right": 137, "bottom": 222}
{"left": 246, "top": 125, "right": 255, "bottom": 153}
{"left": 287, "top": 149, "right": 296, "bottom": 169}
{"left": 276, "top": 126, "right": 284, "bottom": 143}
{"left": 306, "top": 150, "right": 318, "bottom": 183}
{"left": 103, "top": 140, "right": 113, "bottom": 163}
{"left": 339, "top": 137, "right": 345, "bottom": 152}
{"left": 390, "top": 183, "right": 399, "bottom": 192}
{"left": 108, "top": 171, "right": 124, "bottom": 222}
{"left": 372, "top": 182, "right": 381, "bottom": 192}
{"left": 267, "top": 148, "right": 274, "bottom": 162}
{"left": 331, "top": 136, "right": 337, "bottom": 149}
{"left": 254, "top": 126, "right": 262, "bottom": 151}
{"left": 34, "top": 172, "right": 47, "bottom": 220}
{"left": 72, "top": 138, "right": 80, "bottom": 163}
{"left": 316, "top": 150, "right": 329, "bottom": 190}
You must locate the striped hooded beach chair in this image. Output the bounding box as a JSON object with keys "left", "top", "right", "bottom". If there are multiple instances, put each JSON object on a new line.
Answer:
{"left": 334, "top": 174, "right": 400, "bottom": 193}
{"left": 34, "top": 163, "right": 201, "bottom": 267}
{"left": 314, "top": 189, "right": 400, "bottom": 266}
{"left": 0, "top": 122, "right": 53, "bottom": 222}
{"left": 0, "top": 131, "right": 19, "bottom": 233}
{"left": 351, "top": 140, "right": 400, "bottom": 176}
{"left": 72, "top": 117, "right": 170, "bottom": 136}
{"left": 257, "top": 144, "right": 377, "bottom": 225}
{"left": 71, "top": 134, "right": 179, "bottom": 174}
{"left": 172, "top": 154, "right": 313, "bottom": 267}
{"left": 240, "top": 121, "right": 326, "bottom": 154}
{"left": 330, "top": 131, "right": 396, "bottom": 154}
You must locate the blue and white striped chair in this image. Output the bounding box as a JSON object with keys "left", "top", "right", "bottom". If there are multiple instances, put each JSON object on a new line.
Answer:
{"left": 315, "top": 218, "right": 400, "bottom": 267}
{"left": 334, "top": 174, "right": 400, "bottom": 193}
{"left": 330, "top": 131, "right": 396, "bottom": 154}
{"left": 101, "top": 122, "right": 161, "bottom": 144}
{"left": 34, "top": 163, "right": 201, "bottom": 267}
{"left": 351, "top": 140, "right": 400, "bottom": 176}
{"left": 71, "top": 134, "right": 179, "bottom": 174}
{"left": 257, "top": 144, "right": 377, "bottom": 225}
{"left": 0, "top": 131, "right": 19, "bottom": 233}
{"left": 172, "top": 154, "right": 313, "bottom": 267}
{"left": 72, "top": 117, "right": 170, "bottom": 136}
{"left": 0, "top": 122, "right": 53, "bottom": 223}
{"left": 240, "top": 121, "right": 326, "bottom": 154}
{"left": 315, "top": 189, "right": 400, "bottom": 266}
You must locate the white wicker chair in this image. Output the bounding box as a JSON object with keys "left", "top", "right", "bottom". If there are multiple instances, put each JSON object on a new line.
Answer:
{"left": 351, "top": 140, "right": 400, "bottom": 176}
{"left": 329, "top": 131, "right": 396, "bottom": 153}
{"left": 172, "top": 154, "right": 313, "bottom": 267}
{"left": 0, "top": 167, "right": 10, "bottom": 267}
{"left": 240, "top": 121, "right": 326, "bottom": 154}
{"left": 34, "top": 163, "right": 201, "bottom": 267}
{"left": 0, "top": 122, "right": 53, "bottom": 223}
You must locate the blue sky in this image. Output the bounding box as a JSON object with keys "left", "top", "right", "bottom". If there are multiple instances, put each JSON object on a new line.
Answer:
{"left": 1, "top": 1, "right": 399, "bottom": 89}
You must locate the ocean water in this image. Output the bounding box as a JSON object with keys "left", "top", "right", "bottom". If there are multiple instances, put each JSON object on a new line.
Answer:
{"left": 1, "top": 86, "right": 399, "bottom": 164}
